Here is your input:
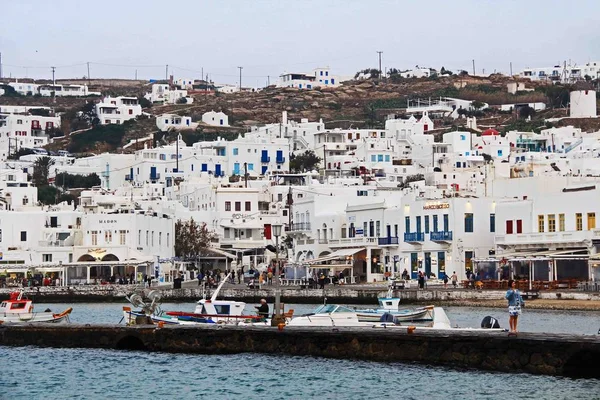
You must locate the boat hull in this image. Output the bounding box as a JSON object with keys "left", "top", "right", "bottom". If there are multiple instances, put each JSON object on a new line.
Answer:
{"left": 0, "top": 308, "right": 72, "bottom": 324}
{"left": 355, "top": 306, "right": 434, "bottom": 323}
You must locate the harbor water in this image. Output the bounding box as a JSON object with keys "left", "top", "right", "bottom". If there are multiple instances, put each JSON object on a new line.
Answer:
{"left": 2, "top": 303, "right": 600, "bottom": 399}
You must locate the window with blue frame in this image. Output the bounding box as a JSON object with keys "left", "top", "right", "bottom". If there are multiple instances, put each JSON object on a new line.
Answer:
{"left": 433, "top": 215, "right": 438, "bottom": 232}
{"left": 191, "top": 164, "right": 194, "bottom": 171}
{"left": 460, "top": 135, "right": 466, "bottom": 140}
{"left": 456, "top": 162, "right": 461, "bottom": 168}
{"left": 377, "top": 154, "right": 383, "bottom": 162}
{"left": 320, "top": 71, "right": 323, "bottom": 76}
{"left": 424, "top": 216, "right": 430, "bottom": 233}
{"left": 371, "top": 155, "right": 377, "bottom": 162}
{"left": 384, "top": 155, "right": 390, "bottom": 162}
{"left": 497, "top": 149, "right": 503, "bottom": 156}
{"left": 233, "top": 148, "right": 238, "bottom": 155}
{"left": 201, "top": 164, "right": 207, "bottom": 172}
{"left": 325, "top": 71, "right": 329, "bottom": 76}
{"left": 464, "top": 213, "right": 474, "bottom": 233}
{"left": 405, "top": 216, "right": 410, "bottom": 233}
{"left": 465, "top": 151, "right": 470, "bottom": 156}
{"left": 159, "top": 154, "right": 166, "bottom": 160}
{"left": 248, "top": 163, "right": 254, "bottom": 171}
{"left": 233, "top": 163, "right": 240, "bottom": 174}
{"left": 325, "top": 80, "right": 328, "bottom": 85}
{"left": 331, "top": 78, "right": 335, "bottom": 84}
{"left": 490, "top": 214, "right": 496, "bottom": 232}
{"left": 443, "top": 214, "right": 449, "bottom": 231}
{"left": 416, "top": 216, "right": 422, "bottom": 233}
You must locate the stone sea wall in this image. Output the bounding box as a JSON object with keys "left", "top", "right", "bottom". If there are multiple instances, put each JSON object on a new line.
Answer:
{"left": 1, "top": 323, "right": 599, "bottom": 379}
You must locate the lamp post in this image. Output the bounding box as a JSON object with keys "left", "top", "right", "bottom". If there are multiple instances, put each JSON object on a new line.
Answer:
{"left": 271, "top": 223, "right": 284, "bottom": 326}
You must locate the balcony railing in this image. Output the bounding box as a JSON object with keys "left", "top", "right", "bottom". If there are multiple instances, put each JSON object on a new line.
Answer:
{"left": 125, "top": 175, "right": 133, "bottom": 181}
{"left": 430, "top": 231, "right": 453, "bottom": 241}
{"left": 38, "top": 240, "right": 67, "bottom": 247}
{"left": 378, "top": 237, "right": 399, "bottom": 245}
{"left": 276, "top": 157, "right": 286, "bottom": 163}
{"left": 289, "top": 222, "right": 311, "bottom": 231}
{"left": 261, "top": 156, "right": 271, "bottom": 163}
{"left": 149, "top": 173, "right": 161, "bottom": 180}
{"left": 318, "top": 239, "right": 328, "bottom": 244}
{"left": 404, "top": 232, "right": 425, "bottom": 242}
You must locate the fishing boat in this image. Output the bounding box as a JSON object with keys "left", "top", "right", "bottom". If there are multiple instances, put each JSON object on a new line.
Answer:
{"left": 123, "top": 273, "right": 266, "bottom": 326}
{"left": 288, "top": 304, "right": 505, "bottom": 332}
{"left": 0, "top": 291, "right": 72, "bottom": 324}
{"left": 354, "top": 285, "right": 434, "bottom": 323}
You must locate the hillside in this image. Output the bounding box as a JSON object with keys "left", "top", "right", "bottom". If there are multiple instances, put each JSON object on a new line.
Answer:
{"left": 4, "top": 74, "right": 599, "bottom": 153}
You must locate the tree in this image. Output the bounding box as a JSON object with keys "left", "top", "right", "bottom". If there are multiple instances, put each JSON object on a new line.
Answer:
{"left": 32, "top": 156, "right": 55, "bottom": 187}
{"left": 519, "top": 105, "right": 535, "bottom": 119}
{"left": 138, "top": 97, "right": 152, "bottom": 109}
{"left": 55, "top": 172, "right": 101, "bottom": 189}
{"left": 289, "top": 150, "right": 321, "bottom": 172}
{"left": 37, "top": 185, "right": 60, "bottom": 205}
{"left": 176, "top": 97, "right": 188, "bottom": 104}
{"left": 174, "top": 219, "right": 217, "bottom": 261}
{"left": 471, "top": 101, "right": 485, "bottom": 110}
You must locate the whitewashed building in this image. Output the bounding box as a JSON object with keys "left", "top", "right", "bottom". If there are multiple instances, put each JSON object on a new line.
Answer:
{"left": 95, "top": 97, "right": 142, "bottom": 125}
{"left": 156, "top": 114, "right": 198, "bottom": 131}
{"left": 202, "top": 111, "right": 229, "bottom": 127}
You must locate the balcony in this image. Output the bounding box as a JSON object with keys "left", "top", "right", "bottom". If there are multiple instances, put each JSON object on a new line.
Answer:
{"left": 261, "top": 156, "right": 271, "bottom": 163}
{"left": 149, "top": 173, "right": 161, "bottom": 180}
{"left": 404, "top": 232, "right": 425, "bottom": 243}
{"left": 378, "top": 237, "right": 399, "bottom": 246}
{"left": 276, "top": 157, "right": 286, "bottom": 164}
{"left": 328, "top": 237, "right": 378, "bottom": 248}
{"left": 430, "top": 231, "right": 453, "bottom": 242}
{"left": 125, "top": 175, "right": 133, "bottom": 181}
{"left": 289, "top": 222, "right": 311, "bottom": 232}
{"left": 38, "top": 240, "right": 68, "bottom": 247}
{"left": 495, "top": 230, "right": 600, "bottom": 247}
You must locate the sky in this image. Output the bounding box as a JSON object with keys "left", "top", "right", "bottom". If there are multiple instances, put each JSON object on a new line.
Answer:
{"left": 1, "top": 0, "right": 599, "bottom": 85}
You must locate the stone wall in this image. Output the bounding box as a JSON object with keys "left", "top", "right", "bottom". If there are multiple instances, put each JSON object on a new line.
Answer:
{"left": 1, "top": 324, "right": 599, "bottom": 379}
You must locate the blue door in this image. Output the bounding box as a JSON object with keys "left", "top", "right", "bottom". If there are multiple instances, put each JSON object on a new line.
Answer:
{"left": 276, "top": 150, "right": 283, "bottom": 162}
{"left": 215, "top": 164, "right": 222, "bottom": 177}
{"left": 261, "top": 166, "right": 268, "bottom": 175}
{"left": 425, "top": 252, "right": 431, "bottom": 276}
{"left": 201, "top": 163, "right": 207, "bottom": 172}
{"left": 150, "top": 166, "right": 157, "bottom": 179}
{"left": 261, "top": 150, "right": 269, "bottom": 163}
{"left": 129, "top": 167, "right": 133, "bottom": 179}
{"left": 233, "top": 163, "right": 240, "bottom": 174}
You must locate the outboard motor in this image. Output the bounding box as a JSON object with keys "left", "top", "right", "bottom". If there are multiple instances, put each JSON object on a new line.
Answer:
{"left": 380, "top": 312, "right": 395, "bottom": 323}
{"left": 481, "top": 316, "right": 500, "bottom": 329}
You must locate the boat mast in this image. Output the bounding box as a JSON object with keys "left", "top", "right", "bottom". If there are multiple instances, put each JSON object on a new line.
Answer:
{"left": 210, "top": 272, "right": 232, "bottom": 302}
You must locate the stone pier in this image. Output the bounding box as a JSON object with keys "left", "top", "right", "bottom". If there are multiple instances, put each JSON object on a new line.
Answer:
{"left": 1, "top": 323, "right": 599, "bottom": 379}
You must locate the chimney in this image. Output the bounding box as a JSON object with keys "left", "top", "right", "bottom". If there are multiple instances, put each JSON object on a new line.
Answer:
{"left": 282, "top": 111, "right": 288, "bottom": 125}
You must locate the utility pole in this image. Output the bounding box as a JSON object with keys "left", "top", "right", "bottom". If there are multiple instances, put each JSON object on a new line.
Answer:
{"left": 377, "top": 51, "right": 383, "bottom": 79}
{"left": 267, "top": 75, "right": 270, "bottom": 86}
{"left": 87, "top": 62, "right": 90, "bottom": 84}
{"left": 165, "top": 64, "right": 168, "bottom": 82}
{"left": 135, "top": 69, "right": 138, "bottom": 80}
{"left": 0, "top": 52, "right": 2, "bottom": 79}
{"left": 472, "top": 59, "right": 475, "bottom": 76}
{"left": 51, "top": 66, "right": 56, "bottom": 104}
{"left": 244, "top": 162, "right": 248, "bottom": 188}
{"left": 509, "top": 62, "right": 513, "bottom": 77}
{"left": 238, "top": 66, "right": 243, "bottom": 90}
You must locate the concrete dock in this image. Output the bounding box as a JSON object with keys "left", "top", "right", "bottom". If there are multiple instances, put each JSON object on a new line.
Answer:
{"left": 1, "top": 323, "right": 599, "bottom": 379}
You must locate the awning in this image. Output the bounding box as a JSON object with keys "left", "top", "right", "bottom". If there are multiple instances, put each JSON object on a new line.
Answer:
{"left": 474, "top": 249, "right": 589, "bottom": 262}
{"left": 308, "top": 264, "right": 353, "bottom": 271}
{"left": 305, "top": 248, "right": 364, "bottom": 264}
{"left": 204, "top": 248, "right": 236, "bottom": 259}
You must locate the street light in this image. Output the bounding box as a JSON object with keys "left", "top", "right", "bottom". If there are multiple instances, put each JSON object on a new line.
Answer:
{"left": 271, "top": 223, "right": 284, "bottom": 326}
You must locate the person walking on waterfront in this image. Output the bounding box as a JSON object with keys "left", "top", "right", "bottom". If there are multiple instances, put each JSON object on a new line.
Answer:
{"left": 450, "top": 271, "right": 458, "bottom": 288}
{"left": 418, "top": 271, "right": 425, "bottom": 290}
{"left": 442, "top": 273, "right": 448, "bottom": 288}
{"left": 237, "top": 268, "right": 242, "bottom": 284}
{"left": 505, "top": 279, "right": 524, "bottom": 333}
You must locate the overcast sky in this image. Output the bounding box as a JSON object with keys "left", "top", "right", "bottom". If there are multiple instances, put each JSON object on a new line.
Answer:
{"left": 1, "top": 0, "right": 598, "bottom": 85}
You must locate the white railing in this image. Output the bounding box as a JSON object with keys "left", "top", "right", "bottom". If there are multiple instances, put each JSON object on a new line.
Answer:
{"left": 495, "top": 229, "right": 600, "bottom": 245}
{"left": 328, "top": 237, "right": 378, "bottom": 247}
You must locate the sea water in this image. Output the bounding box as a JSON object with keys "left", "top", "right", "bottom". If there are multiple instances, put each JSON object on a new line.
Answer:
{"left": 2, "top": 303, "right": 599, "bottom": 399}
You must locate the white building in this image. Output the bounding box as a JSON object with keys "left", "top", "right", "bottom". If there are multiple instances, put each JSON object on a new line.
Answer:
{"left": 156, "top": 114, "right": 198, "bottom": 131}
{"left": 0, "top": 112, "right": 60, "bottom": 159}
{"left": 202, "top": 111, "right": 229, "bottom": 127}
{"left": 400, "top": 67, "right": 434, "bottom": 78}
{"left": 6, "top": 82, "right": 99, "bottom": 97}
{"left": 95, "top": 97, "right": 142, "bottom": 125}
{"left": 145, "top": 84, "right": 193, "bottom": 105}
{"left": 570, "top": 90, "right": 597, "bottom": 118}
{"left": 277, "top": 67, "right": 341, "bottom": 89}
{"left": 520, "top": 61, "right": 600, "bottom": 83}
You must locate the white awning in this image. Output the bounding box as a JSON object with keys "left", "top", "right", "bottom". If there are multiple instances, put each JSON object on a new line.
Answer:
{"left": 305, "top": 248, "right": 364, "bottom": 264}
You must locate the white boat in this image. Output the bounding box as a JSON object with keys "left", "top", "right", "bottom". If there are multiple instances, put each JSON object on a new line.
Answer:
{"left": 355, "top": 297, "right": 434, "bottom": 323}
{"left": 288, "top": 304, "right": 505, "bottom": 332}
{"left": 0, "top": 291, "right": 72, "bottom": 324}
{"left": 124, "top": 273, "right": 267, "bottom": 326}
